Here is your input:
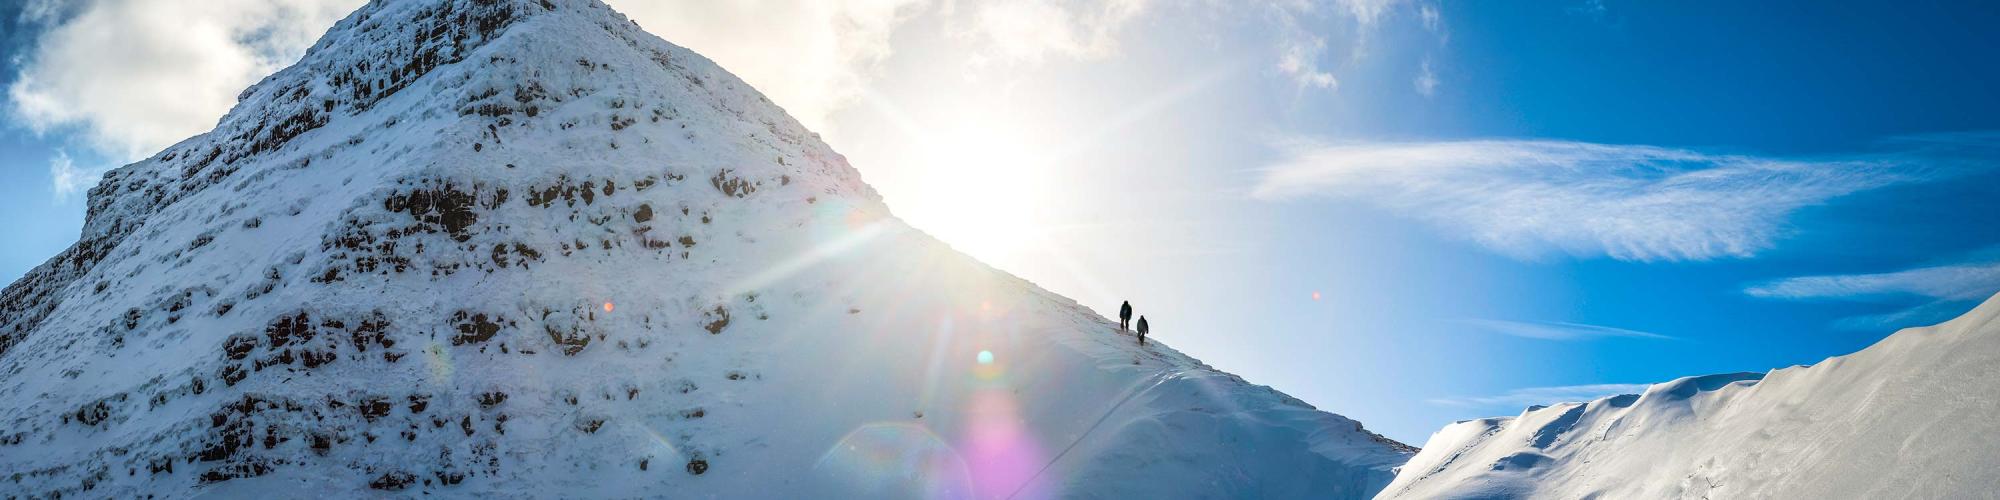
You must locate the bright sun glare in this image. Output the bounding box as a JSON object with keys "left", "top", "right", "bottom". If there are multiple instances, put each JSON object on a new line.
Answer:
{"left": 904, "top": 119, "right": 1052, "bottom": 267}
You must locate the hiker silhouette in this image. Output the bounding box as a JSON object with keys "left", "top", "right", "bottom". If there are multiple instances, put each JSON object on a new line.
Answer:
{"left": 1136, "top": 316, "right": 1149, "bottom": 345}
{"left": 1119, "top": 301, "right": 1132, "bottom": 330}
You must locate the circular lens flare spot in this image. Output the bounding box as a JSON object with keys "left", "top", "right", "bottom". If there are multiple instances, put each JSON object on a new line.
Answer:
{"left": 603, "top": 301, "right": 615, "bottom": 313}
{"left": 1311, "top": 291, "right": 1321, "bottom": 301}
{"left": 977, "top": 350, "right": 994, "bottom": 365}
{"left": 963, "top": 391, "right": 1049, "bottom": 499}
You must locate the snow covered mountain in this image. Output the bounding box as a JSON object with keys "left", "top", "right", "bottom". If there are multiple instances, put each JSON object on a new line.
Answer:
{"left": 1379, "top": 293, "right": 2000, "bottom": 499}
{"left": 0, "top": 0, "right": 1414, "bottom": 498}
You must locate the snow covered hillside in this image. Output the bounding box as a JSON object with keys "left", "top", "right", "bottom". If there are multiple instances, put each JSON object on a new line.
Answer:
{"left": 0, "top": 0, "right": 1413, "bottom": 498}
{"left": 1379, "top": 293, "right": 2000, "bottom": 499}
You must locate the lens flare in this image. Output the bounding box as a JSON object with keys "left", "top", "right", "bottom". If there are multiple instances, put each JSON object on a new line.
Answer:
{"left": 1312, "top": 291, "right": 1321, "bottom": 301}
{"left": 963, "top": 390, "right": 1049, "bottom": 499}
{"left": 603, "top": 301, "right": 614, "bottom": 313}
{"left": 958, "top": 338, "right": 1049, "bottom": 498}
{"left": 813, "top": 423, "right": 973, "bottom": 499}
{"left": 638, "top": 423, "right": 685, "bottom": 462}
{"left": 973, "top": 353, "right": 1005, "bottom": 382}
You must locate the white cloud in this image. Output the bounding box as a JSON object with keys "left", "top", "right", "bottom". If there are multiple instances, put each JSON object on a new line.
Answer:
{"left": 607, "top": 0, "right": 928, "bottom": 136}
{"left": 1265, "top": 0, "right": 1444, "bottom": 92}
{"left": 1276, "top": 29, "right": 1338, "bottom": 90}
{"left": 45, "top": 150, "right": 108, "bottom": 202}
{"left": 1746, "top": 259, "right": 2000, "bottom": 331}
{"left": 1413, "top": 58, "right": 1437, "bottom": 96}
{"left": 1454, "top": 318, "right": 1674, "bottom": 341}
{"left": 16, "top": 0, "right": 76, "bottom": 26}
{"left": 1430, "top": 383, "right": 1651, "bottom": 409}
{"left": 1335, "top": 0, "right": 1401, "bottom": 30}
{"left": 1251, "top": 138, "right": 1938, "bottom": 262}
{"left": 1745, "top": 262, "right": 2000, "bottom": 302}
{"left": 8, "top": 0, "right": 363, "bottom": 167}
{"left": 1267, "top": 1, "right": 1348, "bottom": 90}
{"left": 952, "top": 0, "right": 1145, "bottom": 66}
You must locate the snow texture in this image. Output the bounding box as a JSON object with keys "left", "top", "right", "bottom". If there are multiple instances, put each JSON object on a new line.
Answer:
{"left": 0, "top": 0, "right": 1413, "bottom": 498}
{"left": 1379, "top": 293, "right": 2000, "bottom": 499}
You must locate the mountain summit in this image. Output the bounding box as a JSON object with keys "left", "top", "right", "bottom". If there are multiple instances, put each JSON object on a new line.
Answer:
{"left": 0, "top": 0, "right": 1412, "bottom": 497}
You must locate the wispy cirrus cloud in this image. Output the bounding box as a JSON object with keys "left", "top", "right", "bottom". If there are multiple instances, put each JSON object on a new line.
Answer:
{"left": 1251, "top": 137, "right": 1990, "bottom": 262}
{"left": 1429, "top": 382, "right": 1650, "bottom": 409}
{"left": 1827, "top": 300, "right": 1984, "bottom": 331}
{"left": 1746, "top": 257, "right": 2000, "bottom": 330}
{"left": 1268, "top": 0, "right": 1447, "bottom": 91}
{"left": 1412, "top": 58, "right": 1437, "bottom": 96}
{"left": 1746, "top": 261, "right": 2000, "bottom": 302}
{"left": 1454, "top": 318, "right": 1674, "bottom": 341}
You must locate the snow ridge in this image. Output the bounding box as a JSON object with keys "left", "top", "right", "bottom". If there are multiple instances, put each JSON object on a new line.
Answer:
{"left": 0, "top": 0, "right": 1411, "bottom": 498}
{"left": 1380, "top": 293, "right": 2000, "bottom": 499}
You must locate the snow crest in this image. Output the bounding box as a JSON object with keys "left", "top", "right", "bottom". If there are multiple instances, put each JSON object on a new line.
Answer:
{"left": 1379, "top": 293, "right": 2000, "bottom": 499}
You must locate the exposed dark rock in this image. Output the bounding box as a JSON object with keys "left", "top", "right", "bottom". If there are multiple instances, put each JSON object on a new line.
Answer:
{"left": 576, "top": 417, "right": 605, "bottom": 434}
{"left": 360, "top": 397, "right": 394, "bottom": 421}
{"left": 370, "top": 471, "right": 417, "bottom": 491}
{"left": 711, "top": 169, "right": 755, "bottom": 198}
{"left": 477, "top": 391, "right": 508, "bottom": 409}
{"left": 451, "top": 311, "right": 506, "bottom": 345}
{"left": 703, "top": 305, "right": 730, "bottom": 334}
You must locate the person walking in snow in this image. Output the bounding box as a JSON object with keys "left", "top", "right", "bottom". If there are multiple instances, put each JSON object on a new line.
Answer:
{"left": 1119, "top": 301, "right": 1133, "bottom": 330}
{"left": 1135, "top": 316, "right": 1149, "bottom": 345}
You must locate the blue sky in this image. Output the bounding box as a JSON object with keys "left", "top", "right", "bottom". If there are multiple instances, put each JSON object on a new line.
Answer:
{"left": 4, "top": 0, "right": 1999, "bottom": 443}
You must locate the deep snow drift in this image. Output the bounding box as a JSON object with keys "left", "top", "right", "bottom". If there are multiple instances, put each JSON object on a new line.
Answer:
{"left": 0, "top": 0, "right": 1413, "bottom": 497}
{"left": 1379, "top": 293, "right": 2000, "bottom": 499}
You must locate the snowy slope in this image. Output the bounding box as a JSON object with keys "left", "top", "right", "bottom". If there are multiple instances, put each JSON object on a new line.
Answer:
{"left": 1379, "top": 293, "right": 2000, "bottom": 499}
{"left": 0, "top": 0, "right": 1414, "bottom": 498}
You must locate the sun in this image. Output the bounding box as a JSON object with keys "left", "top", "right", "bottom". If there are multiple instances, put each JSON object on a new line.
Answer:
{"left": 901, "top": 119, "right": 1052, "bottom": 268}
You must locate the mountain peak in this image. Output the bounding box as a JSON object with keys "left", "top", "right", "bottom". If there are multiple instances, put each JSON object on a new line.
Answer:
{"left": 0, "top": 1, "right": 1410, "bottom": 497}
{"left": 2, "top": 0, "right": 879, "bottom": 354}
{"left": 100, "top": 0, "right": 876, "bottom": 240}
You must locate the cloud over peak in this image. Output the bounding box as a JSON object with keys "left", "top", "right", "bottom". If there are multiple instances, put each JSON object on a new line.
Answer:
{"left": 8, "top": 0, "right": 361, "bottom": 161}
{"left": 7, "top": 0, "right": 1446, "bottom": 198}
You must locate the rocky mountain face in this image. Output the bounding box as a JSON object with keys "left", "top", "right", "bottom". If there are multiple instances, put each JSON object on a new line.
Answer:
{"left": 1379, "top": 294, "right": 2000, "bottom": 499}
{"left": 0, "top": 0, "right": 1413, "bottom": 497}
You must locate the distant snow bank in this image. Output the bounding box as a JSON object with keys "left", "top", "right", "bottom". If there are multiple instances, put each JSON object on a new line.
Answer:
{"left": 1380, "top": 293, "right": 2000, "bottom": 499}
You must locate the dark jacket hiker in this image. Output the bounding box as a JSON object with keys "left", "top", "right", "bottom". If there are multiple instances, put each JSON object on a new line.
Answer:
{"left": 1136, "top": 316, "right": 1149, "bottom": 345}
{"left": 1119, "top": 301, "right": 1133, "bottom": 330}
